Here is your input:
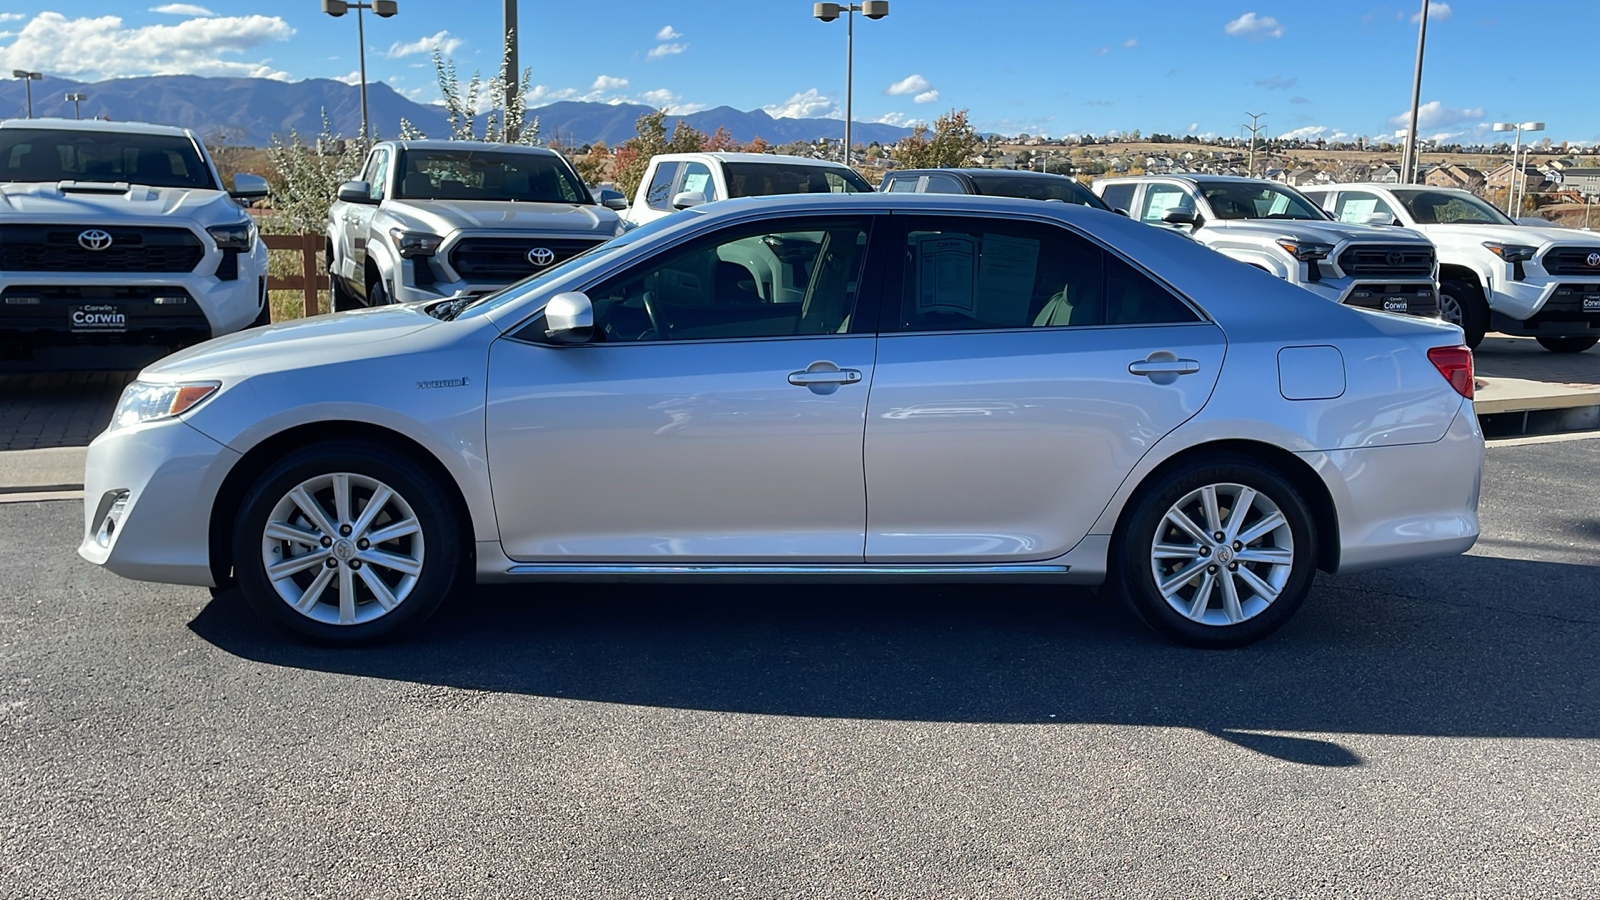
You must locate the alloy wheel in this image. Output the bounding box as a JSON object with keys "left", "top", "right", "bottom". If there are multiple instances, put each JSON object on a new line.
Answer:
{"left": 259, "top": 472, "right": 425, "bottom": 626}
{"left": 1149, "top": 482, "right": 1295, "bottom": 627}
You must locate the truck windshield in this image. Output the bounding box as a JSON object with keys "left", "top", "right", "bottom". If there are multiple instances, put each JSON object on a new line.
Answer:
{"left": 1390, "top": 189, "right": 1515, "bottom": 226}
{"left": 723, "top": 162, "right": 874, "bottom": 198}
{"left": 0, "top": 128, "right": 216, "bottom": 190}
{"left": 967, "top": 174, "right": 1110, "bottom": 209}
{"left": 1196, "top": 181, "right": 1327, "bottom": 221}
{"left": 394, "top": 148, "right": 592, "bottom": 204}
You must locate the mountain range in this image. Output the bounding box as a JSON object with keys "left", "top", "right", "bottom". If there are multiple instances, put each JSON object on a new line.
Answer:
{"left": 0, "top": 75, "right": 913, "bottom": 149}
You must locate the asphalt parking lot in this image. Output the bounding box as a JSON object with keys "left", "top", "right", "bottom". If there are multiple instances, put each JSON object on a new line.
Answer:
{"left": 1, "top": 432, "right": 1596, "bottom": 898}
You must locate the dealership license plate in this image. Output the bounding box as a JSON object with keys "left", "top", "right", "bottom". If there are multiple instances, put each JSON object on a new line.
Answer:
{"left": 1382, "top": 297, "right": 1409, "bottom": 313}
{"left": 1585, "top": 297, "right": 1600, "bottom": 312}
{"left": 68, "top": 304, "right": 128, "bottom": 333}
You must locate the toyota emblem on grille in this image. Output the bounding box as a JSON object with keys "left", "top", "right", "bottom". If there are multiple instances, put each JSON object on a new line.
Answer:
{"left": 527, "top": 247, "right": 556, "bottom": 267}
{"left": 1385, "top": 250, "right": 1405, "bottom": 267}
{"left": 1587, "top": 252, "right": 1600, "bottom": 268}
{"left": 78, "top": 229, "right": 113, "bottom": 251}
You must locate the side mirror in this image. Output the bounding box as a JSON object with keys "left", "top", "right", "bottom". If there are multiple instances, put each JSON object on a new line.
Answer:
{"left": 542, "top": 291, "right": 594, "bottom": 344}
{"left": 671, "top": 190, "right": 707, "bottom": 210}
{"left": 337, "top": 180, "right": 375, "bottom": 204}
{"left": 229, "top": 173, "right": 270, "bottom": 201}
{"left": 1161, "top": 207, "right": 1196, "bottom": 226}
{"left": 1361, "top": 212, "right": 1398, "bottom": 227}
{"left": 598, "top": 188, "right": 629, "bottom": 211}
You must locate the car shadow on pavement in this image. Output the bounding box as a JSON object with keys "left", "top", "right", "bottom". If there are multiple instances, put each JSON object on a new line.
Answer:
{"left": 188, "top": 553, "right": 1600, "bottom": 759}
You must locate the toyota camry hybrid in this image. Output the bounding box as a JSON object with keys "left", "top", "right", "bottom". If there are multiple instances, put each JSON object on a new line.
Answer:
{"left": 79, "top": 193, "right": 1484, "bottom": 648}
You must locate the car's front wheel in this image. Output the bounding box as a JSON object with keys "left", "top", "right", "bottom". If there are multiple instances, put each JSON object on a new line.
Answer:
{"left": 1438, "top": 280, "right": 1489, "bottom": 349}
{"left": 1116, "top": 455, "right": 1318, "bottom": 648}
{"left": 231, "top": 440, "right": 463, "bottom": 644}
{"left": 1535, "top": 335, "right": 1598, "bottom": 354}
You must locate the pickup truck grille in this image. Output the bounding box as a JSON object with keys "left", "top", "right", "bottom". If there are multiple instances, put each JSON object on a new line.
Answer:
{"left": 0, "top": 225, "right": 205, "bottom": 273}
{"left": 448, "top": 237, "right": 605, "bottom": 281}
{"left": 1337, "top": 244, "right": 1435, "bottom": 277}
{"left": 1541, "top": 246, "right": 1600, "bottom": 276}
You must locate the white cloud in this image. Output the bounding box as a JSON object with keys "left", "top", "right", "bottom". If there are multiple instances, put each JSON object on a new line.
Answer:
{"left": 1224, "top": 12, "right": 1284, "bottom": 39}
{"left": 885, "top": 74, "right": 931, "bottom": 96}
{"left": 149, "top": 4, "right": 216, "bottom": 15}
{"left": 591, "top": 75, "right": 630, "bottom": 92}
{"left": 655, "top": 25, "right": 680, "bottom": 41}
{"left": 0, "top": 13, "right": 26, "bottom": 23}
{"left": 335, "top": 70, "right": 362, "bottom": 86}
{"left": 0, "top": 12, "right": 294, "bottom": 80}
{"left": 1387, "top": 100, "right": 1484, "bottom": 130}
{"left": 385, "top": 30, "right": 462, "bottom": 59}
{"left": 763, "top": 88, "right": 840, "bottom": 120}
{"left": 875, "top": 112, "right": 922, "bottom": 127}
{"left": 913, "top": 90, "right": 939, "bottom": 104}
{"left": 1188, "top": 122, "right": 1200, "bottom": 132}
{"left": 647, "top": 41, "right": 687, "bottom": 60}
{"left": 1413, "top": 2, "right": 1451, "bottom": 23}
{"left": 1278, "top": 125, "right": 1350, "bottom": 142}
{"left": 1122, "top": 38, "right": 1138, "bottom": 48}
{"left": 1095, "top": 45, "right": 1110, "bottom": 55}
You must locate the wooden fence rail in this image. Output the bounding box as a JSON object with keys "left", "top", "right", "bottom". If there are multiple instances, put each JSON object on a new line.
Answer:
{"left": 262, "top": 233, "right": 328, "bottom": 318}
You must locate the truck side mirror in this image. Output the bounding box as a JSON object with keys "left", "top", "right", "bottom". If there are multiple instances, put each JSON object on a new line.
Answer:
{"left": 1362, "top": 212, "right": 1398, "bottom": 227}
{"left": 1161, "top": 208, "right": 1196, "bottom": 226}
{"left": 229, "top": 173, "right": 270, "bottom": 201}
{"left": 671, "top": 190, "right": 707, "bottom": 210}
{"left": 337, "top": 180, "right": 375, "bottom": 204}
{"left": 598, "top": 189, "right": 629, "bottom": 211}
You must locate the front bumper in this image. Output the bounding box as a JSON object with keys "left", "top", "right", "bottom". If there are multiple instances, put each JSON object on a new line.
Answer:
{"left": 78, "top": 415, "right": 241, "bottom": 587}
{"left": 1303, "top": 277, "right": 1442, "bottom": 319}
{"left": 1488, "top": 276, "right": 1600, "bottom": 335}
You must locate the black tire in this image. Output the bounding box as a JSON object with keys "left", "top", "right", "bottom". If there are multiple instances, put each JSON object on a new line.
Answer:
{"left": 1535, "top": 335, "right": 1598, "bottom": 354}
{"left": 1439, "top": 280, "right": 1489, "bottom": 349}
{"left": 1114, "top": 454, "right": 1318, "bottom": 649}
{"left": 366, "top": 275, "right": 392, "bottom": 307}
{"left": 231, "top": 439, "right": 463, "bottom": 645}
{"left": 330, "top": 265, "right": 361, "bottom": 312}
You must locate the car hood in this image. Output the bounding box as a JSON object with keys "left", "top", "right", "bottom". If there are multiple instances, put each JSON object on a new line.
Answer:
{"left": 1419, "top": 222, "right": 1599, "bottom": 248}
{"left": 143, "top": 305, "right": 442, "bottom": 380}
{"left": 0, "top": 181, "right": 237, "bottom": 222}
{"left": 1207, "top": 218, "right": 1432, "bottom": 245}
{"left": 384, "top": 199, "right": 621, "bottom": 236}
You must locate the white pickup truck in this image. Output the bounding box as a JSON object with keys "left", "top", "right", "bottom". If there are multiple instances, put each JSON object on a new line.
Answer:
{"left": 622, "top": 152, "right": 874, "bottom": 226}
{"left": 1095, "top": 175, "right": 1442, "bottom": 322}
{"left": 1302, "top": 183, "right": 1600, "bottom": 352}
{"left": 0, "top": 118, "right": 269, "bottom": 370}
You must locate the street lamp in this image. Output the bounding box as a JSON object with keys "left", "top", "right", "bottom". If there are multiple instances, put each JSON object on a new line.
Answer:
{"left": 11, "top": 70, "right": 42, "bottom": 119}
{"left": 1493, "top": 121, "right": 1544, "bottom": 216}
{"left": 813, "top": 1, "right": 888, "bottom": 170}
{"left": 321, "top": 0, "right": 399, "bottom": 146}
{"left": 65, "top": 92, "right": 87, "bottom": 120}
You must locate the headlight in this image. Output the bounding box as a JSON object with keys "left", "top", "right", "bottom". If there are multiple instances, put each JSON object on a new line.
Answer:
{"left": 111, "top": 381, "right": 221, "bottom": 429}
{"left": 207, "top": 219, "right": 257, "bottom": 251}
{"left": 390, "top": 229, "right": 444, "bottom": 258}
{"left": 1275, "top": 238, "right": 1335, "bottom": 261}
{"left": 1482, "top": 242, "right": 1537, "bottom": 263}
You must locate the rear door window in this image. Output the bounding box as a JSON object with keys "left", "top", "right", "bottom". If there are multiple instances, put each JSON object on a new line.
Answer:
{"left": 645, "top": 161, "right": 683, "bottom": 210}
{"left": 1099, "top": 182, "right": 1137, "bottom": 213}
{"left": 1138, "top": 184, "right": 1192, "bottom": 224}
{"left": 922, "top": 173, "right": 966, "bottom": 194}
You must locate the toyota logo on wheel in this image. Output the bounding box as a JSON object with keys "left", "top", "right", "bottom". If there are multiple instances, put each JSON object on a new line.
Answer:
{"left": 1586, "top": 252, "right": 1600, "bottom": 268}
{"left": 78, "top": 229, "right": 114, "bottom": 251}
{"left": 527, "top": 247, "right": 556, "bottom": 267}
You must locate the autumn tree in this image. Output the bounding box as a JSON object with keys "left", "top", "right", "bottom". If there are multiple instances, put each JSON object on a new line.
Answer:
{"left": 743, "top": 136, "right": 769, "bottom": 154}
{"left": 576, "top": 140, "right": 611, "bottom": 186}
{"left": 892, "top": 109, "right": 980, "bottom": 169}
{"left": 702, "top": 126, "right": 739, "bottom": 151}
{"left": 612, "top": 110, "right": 712, "bottom": 198}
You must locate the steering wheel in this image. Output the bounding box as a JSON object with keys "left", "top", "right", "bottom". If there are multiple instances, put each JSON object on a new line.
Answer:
{"left": 640, "top": 288, "right": 669, "bottom": 340}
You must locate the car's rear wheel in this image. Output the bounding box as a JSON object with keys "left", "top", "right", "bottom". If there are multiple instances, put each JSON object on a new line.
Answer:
{"left": 232, "top": 440, "right": 462, "bottom": 644}
{"left": 1116, "top": 456, "right": 1317, "bottom": 648}
{"left": 1535, "top": 335, "right": 1598, "bottom": 354}
{"left": 1439, "top": 280, "right": 1488, "bottom": 349}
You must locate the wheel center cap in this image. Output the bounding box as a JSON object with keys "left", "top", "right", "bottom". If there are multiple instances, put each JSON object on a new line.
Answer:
{"left": 1215, "top": 545, "right": 1235, "bottom": 565}
{"left": 332, "top": 539, "right": 356, "bottom": 561}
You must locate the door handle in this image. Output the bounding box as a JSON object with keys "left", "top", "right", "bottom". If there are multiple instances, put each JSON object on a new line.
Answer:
{"left": 788, "top": 369, "right": 862, "bottom": 386}
{"left": 1129, "top": 351, "right": 1201, "bottom": 385}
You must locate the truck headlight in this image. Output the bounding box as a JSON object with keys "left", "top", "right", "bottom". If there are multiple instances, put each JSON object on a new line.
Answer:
{"left": 1483, "top": 242, "right": 1538, "bottom": 281}
{"left": 206, "top": 220, "right": 257, "bottom": 251}
{"left": 111, "top": 381, "right": 221, "bottom": 429}
{"left": 390, "top": 229, "right": 444, "bottom": 258}
{"left": 1275, "top": 238, "right": 1335, "bottom": 283}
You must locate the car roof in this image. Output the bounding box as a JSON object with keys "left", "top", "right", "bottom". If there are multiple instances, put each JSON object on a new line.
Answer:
{"left": 0, "top": 117, "right": 199, "bottom": 139}
{"left": 383, "top": 140, "right": 563, "bottom": 155}
{"left": 1098, "top": 174, "right": 1285, "bottom": 186}
{"left": 654, "top": 152, "right": 852, "bottom": 168}
{"left": 893, "top": 168, "right": 1076, "bottom": 180}
{"left": 1318, "top": 182, "right": 1469, "bottom": 195}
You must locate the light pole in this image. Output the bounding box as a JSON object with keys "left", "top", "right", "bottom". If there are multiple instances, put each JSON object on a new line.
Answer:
{"left": 1400, "top": 0, "right": 1429, "bottom": 184}
{"left": 321, "top": 0, "right": 398, "bottom": 146}
{"left": 504, "top": 0, "right": 519, "bottom": 141}
{"left": 65, "top": 92, "right": 87, "bottom": 120}
{"left": 1493, "top": 121, "right": 1544, "bottom": 216}
{"left": 11, "top": 70, "right": 42, "bottom": 119}
{"left": 1243, "top": 112, "right": 1265, "bottom": 177}
{"left": 813, "top": 2, "right": 888, "bottom": 170}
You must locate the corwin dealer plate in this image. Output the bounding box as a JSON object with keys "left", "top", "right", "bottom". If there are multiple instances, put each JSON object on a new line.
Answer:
{"left": 1382, "top": 296, "right": 1409, "bottom": 313}
{"left": 69, "top": 304, "right": 129, "bottom": 333}
{"left": 1584, "top": 296, "right": 1600, "bottom": 313}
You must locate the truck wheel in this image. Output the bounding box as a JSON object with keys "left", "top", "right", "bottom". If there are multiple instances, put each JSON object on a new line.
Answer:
{"left": 1438, "top": 281, "right": 1488, "bottom": 349}
{"left": 1535, "top": 336, "right": 1599, "bottom": 354}
{"left": 331, "top": 273, "right": 360, "bottom": 312}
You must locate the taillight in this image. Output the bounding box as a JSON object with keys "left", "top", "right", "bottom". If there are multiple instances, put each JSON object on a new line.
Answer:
{"left": 1427, "top": 345, "right": 1474, "bottom": 399}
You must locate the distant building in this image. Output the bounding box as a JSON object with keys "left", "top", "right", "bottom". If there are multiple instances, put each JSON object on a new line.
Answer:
{"left": 1424, "top": 163, "right": 1485, "bottom": 190}
{"left": 1485, "top": 163, "right": 1549, "bottom": 193}
{"left": 1557, "top": 168, "right": 1600, "bottom": 197}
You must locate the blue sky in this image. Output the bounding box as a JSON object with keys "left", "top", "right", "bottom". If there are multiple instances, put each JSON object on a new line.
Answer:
{"left": 0, "top": 1, "right": 1591, "bottom": 145}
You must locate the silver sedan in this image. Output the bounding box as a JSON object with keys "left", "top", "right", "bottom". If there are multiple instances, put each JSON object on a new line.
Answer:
{"left": 79, "top": 193, "right": 1484, "bottom": 648}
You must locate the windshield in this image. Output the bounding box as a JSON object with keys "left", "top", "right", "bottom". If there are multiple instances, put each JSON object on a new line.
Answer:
{"left": 0, "top": 127, "right": 216, "bottom": 190}
{"left": 1196, "top": 181, "right": 1328, "bottom": 221}
{"left": 436, "top": 214, "right": 690, "bottom": 321}
{"left": 394, "top": 148, "right": 591, "bottom": 204}
{"left": 967, "top": 174, "right": 1110, "bottom": 209}
{"left": 1390, "top": 189, "right": 1515, "bottom": 226}
{"left": 723, "top": 162, "right": 874, "bottom": 198}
